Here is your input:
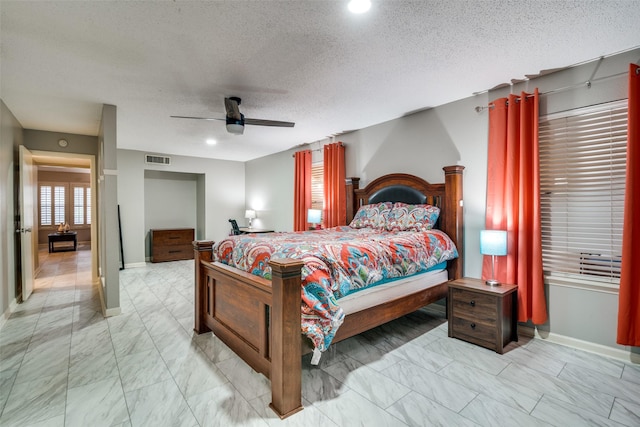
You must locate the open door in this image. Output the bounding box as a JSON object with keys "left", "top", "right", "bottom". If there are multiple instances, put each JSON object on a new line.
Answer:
{"left": 18, "top": 145, "right": 35, "bottom": 301}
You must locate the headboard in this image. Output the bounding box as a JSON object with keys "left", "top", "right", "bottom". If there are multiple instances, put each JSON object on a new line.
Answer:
{"left": 346, "top": 166, "right": 464, "bottom": 280}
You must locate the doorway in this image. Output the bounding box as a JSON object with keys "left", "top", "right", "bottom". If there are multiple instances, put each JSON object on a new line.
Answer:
{"left": 20, "top": 150, "right": 98, "bottom": 300}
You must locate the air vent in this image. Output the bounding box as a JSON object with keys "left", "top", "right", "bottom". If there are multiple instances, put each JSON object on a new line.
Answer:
{"left": 145, "top": 154, "right": 171, "bottom": 165}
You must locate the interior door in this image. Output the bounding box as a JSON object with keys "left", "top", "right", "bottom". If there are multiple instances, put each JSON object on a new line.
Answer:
{"left": 19, "top": 145, "right": 35, "bottom": 301}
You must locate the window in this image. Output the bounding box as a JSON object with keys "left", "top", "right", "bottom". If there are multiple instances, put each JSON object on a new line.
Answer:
{"left": 539, "top": 100, "right": 627, "bottom": 285}
{"left": 72, "top": 185, "right": 91, "bottom": 225}
{"left": 39, "top": 182, "right": 91, "bottom": 228}
{"left": 311, "top": 163, "right": 324, "bottom": 211}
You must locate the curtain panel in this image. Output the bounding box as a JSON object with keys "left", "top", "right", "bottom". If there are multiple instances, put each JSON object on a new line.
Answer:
{"left": 323, "top": 142, "right": 346, "bottom": 228}
{"left": 484, "top": 89, "right": 548, "bottom": 324}
{"left": 617, "top": 63, "right": 640, "bottom": 346}
{"left": 293, "top": 150, "right": 312, "bottom": 231}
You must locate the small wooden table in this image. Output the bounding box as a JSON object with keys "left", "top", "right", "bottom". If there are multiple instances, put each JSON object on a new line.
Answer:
{"left": 448, "top": 277, "right": 518, "bottom": 354}
{"left": 48, "top": 231, "right": 78, "bottom": 253}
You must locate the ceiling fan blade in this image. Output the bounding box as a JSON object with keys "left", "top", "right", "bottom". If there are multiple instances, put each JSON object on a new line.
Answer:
{"left": 170, "top": 115, "right": 225, "bottom": 121}
{"left": 224, "top": 97, "right": 242, "bottom": 120}
{"left": 244, "top": 118, "right": 295, "bottom": 127}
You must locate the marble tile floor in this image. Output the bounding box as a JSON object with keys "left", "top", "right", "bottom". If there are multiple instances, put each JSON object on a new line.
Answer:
{"left": 1, "top": 248, "right": 639, "bottom": 426}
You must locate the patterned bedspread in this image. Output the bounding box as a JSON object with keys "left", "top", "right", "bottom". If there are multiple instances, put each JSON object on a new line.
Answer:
{"left": 213, "top": 226, "right": 457, "bottom": 351}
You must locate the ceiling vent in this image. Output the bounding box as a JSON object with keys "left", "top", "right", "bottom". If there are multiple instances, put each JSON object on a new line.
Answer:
{"left": 145, "top": 154, "right": 171, "bottom": 165}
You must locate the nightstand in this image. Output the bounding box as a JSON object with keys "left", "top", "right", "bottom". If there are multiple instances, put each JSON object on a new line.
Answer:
{"left": 447, "top": 277, "right": 518, "bottom": 354}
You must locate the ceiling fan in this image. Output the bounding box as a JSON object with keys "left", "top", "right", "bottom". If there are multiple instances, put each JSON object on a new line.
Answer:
{"left": 171, "top": 97, "right": 295, "bottom": 135}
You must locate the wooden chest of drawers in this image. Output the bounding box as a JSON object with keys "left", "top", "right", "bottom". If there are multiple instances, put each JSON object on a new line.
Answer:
{"left": 150, "top": 228, "right": 195, "bottom": 263}
{"left": 447, "top": 277, "right": 518, "bottom": 354}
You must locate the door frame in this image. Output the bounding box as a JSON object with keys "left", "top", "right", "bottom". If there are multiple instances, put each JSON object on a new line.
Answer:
{"left": 18, "top": 150, "right": 99, "bottom": 294}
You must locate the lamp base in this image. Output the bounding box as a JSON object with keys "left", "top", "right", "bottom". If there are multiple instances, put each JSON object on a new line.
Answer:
{"left": 485, "top": 279, "right": 501, "bottom": 286}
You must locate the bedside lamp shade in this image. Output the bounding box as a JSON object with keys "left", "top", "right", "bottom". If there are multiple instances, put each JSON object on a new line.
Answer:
{"left": 480, "top": 230, "right": 507, "bottom": 286}
{"left": 480, "top": 230, "right": 507, "bottom": 256}
{"left": 245, "top": 209, "right": 256, "bottom": 228}
{"left": 307, "top": 209, "right": 322, "bottom": 228}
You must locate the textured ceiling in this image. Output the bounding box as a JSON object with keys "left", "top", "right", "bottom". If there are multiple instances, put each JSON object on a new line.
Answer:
{"left": 1, "top": 1, "right": 639, "bottom": 162}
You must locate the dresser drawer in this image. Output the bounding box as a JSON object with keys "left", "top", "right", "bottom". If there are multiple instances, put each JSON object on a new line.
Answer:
{"left": 152, "top": 245, "right": 193, "bottom": 262}
{"left": 450, "top": 315, "right": 497, "bottom": 348}
{"left": 152, "top": 229, "right": 194, "bottom": 246}
{"left": 451, "top": 288, "right": 497, "bottom": 323}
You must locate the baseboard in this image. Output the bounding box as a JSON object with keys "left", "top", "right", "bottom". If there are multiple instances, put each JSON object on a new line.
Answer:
{"left": 0, "top": 298, "right": 19, "bottom": 330}
{"left": 124, "top": 262, "right": 146, "bottom": 268}
{"left": 519, "top": 325, "right": 640, "bottom": 364}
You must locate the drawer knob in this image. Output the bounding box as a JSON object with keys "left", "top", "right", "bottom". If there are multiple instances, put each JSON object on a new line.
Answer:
{"left": 469, "top": 300, "right": 475, "bottom": 307}
{"left": 470, "top": 322, "right": 476, "bottom": 329}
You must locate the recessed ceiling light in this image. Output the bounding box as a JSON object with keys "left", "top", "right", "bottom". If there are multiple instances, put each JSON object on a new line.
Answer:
{"left": 348, "top": 0, "right": 371, "bottom": 14}
{"left": 206, "top": 139, "right": 217, "bottom": 145}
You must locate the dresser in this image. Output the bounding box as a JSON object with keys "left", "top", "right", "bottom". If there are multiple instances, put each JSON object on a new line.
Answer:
{"left": 150, "top": 228, "right": 195, "bottom": 263}
{"left": 447, "top": 277, "right": 518, "bottom": 354}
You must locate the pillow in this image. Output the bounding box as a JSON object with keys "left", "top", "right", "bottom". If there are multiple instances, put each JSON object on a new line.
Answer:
{"left": 386, "top": 202, "right": 440, "bottom": 231}
{"left": 349, "top": 202, "right": 392, "bottom": 229}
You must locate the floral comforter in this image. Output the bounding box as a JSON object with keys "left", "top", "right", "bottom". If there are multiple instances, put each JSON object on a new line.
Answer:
{"left": 213, "top": 226, "right": 457, "bottom": 351}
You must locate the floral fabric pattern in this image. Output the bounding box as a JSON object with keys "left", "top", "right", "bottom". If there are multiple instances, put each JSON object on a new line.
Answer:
{"left": 348, "top": 202, "right": 393, "bottom": 229}
{"left": 386, "top": 202, "right": 440, "bottom": 231}
{"left": 213, "top": 226, "right": 457, "bottom": 351}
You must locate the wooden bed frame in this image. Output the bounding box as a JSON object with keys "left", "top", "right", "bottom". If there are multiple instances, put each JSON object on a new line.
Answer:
{"left": 192, "top": 165, "right": 464, "bottom": 418}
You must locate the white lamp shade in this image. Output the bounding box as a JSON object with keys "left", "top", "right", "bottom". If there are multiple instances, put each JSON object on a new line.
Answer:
{"left": 480, "top": 230, "right": 507, "bottom": 256}
{"left": 245, "top": 209, "right": 256, "bottom": 219}
{"left": 307, "top": 209, "right": 322, "bottom": 224}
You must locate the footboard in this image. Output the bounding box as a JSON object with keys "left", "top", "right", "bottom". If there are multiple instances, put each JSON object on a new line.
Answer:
{"left": 193, "top": 241, "right": 304, "bottom": 419}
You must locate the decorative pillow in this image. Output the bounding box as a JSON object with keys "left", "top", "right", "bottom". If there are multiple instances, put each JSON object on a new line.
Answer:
{"left": 349, "top": 202, "right": 392, "bottom": 229}
{"left": 386, "top": 202, "right": 440, "bottom": 231}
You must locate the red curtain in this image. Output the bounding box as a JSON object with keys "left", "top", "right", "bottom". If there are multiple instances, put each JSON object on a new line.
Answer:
{"left": 323, "top": 142, "right": 346, "bottom": 228}
{"left": 293, "top": 150, "right": 312, "bottom": 231}
{"left": 484, "top": 89, "right": 548, "bottom": 324}
{"left": 617, "top": 64, "right": 640, "bottom": 346}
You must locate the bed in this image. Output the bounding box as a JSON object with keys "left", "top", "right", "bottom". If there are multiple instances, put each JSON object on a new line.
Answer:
{"left": 192, "top": 165, "right": 464, "bottom": 418}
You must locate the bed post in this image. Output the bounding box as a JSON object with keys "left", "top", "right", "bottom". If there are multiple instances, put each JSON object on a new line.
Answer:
{"left": 443, "top": 166, "right": 464, "bottom": 280}
{"left": 268, "top": 258, "right": 304, "bottom": 419}
{"left": 193, "top": 240, "right": 214, "bottom": 334}
{"left": 346, "top": 177, "right": 360, "bottom": 223}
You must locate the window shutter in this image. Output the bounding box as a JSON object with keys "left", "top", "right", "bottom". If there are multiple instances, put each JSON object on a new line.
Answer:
{"left": 539, "top": 100, "right": 627, "bottom": 284}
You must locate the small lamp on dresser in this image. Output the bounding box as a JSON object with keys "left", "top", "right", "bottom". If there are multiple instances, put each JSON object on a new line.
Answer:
{"left": 480, "top": 230, "right": 507, "bottom": 286}
{"left": 245, "top": 209, "right": 256, "bottom": 228}
{"left": 308, "top": 209, "right": 322, "bottom": 230}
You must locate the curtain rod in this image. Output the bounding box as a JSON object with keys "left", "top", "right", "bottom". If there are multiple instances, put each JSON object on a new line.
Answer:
{"left": 291, "top": 148, "right": 321, "bottom": 158}
{"left": 474, "top": 69, "right": 629, "bottom": 113}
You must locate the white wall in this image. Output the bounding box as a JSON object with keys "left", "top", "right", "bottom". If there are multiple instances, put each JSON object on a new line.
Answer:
{"left": 117, "top": 149, "right": 245, "bottom": 266}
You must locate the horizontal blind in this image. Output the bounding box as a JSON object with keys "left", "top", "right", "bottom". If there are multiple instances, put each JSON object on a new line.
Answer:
{"left": 539, "top": 101, "right": 627, "bottom": 283}
{"left": 311, "top": 163, "right": 323, "bottom": 211}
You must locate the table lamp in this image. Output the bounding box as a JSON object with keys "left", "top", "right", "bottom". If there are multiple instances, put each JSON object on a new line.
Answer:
{"left": 307, "top": 209, "right": 322, "bottom": 230}
{"left": 480, "top": 230, "right": 507, "bottom": 286}
{"left": 245, "top": 209, "right": 256, "bottom": 228}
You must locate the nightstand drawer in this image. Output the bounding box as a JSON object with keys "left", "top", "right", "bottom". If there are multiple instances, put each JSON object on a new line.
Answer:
{"left": 451, "top": 288, "right": 497, "bottom": 323}
{"left": 451, "top": 315, "right": 496, "bottom": 346}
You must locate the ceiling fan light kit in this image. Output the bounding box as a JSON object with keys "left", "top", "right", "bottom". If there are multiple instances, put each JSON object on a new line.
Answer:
{"left": 226, "top": 116, "right": 245, "bottom": 135}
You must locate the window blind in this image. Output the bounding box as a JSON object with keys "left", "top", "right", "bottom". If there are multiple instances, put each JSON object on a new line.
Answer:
{"left": 539, "top": 100, "right": 627, "bottom": 284}
{"left": 311, "top": 163, "right": 323, "bottom": 210}
{"left": 54, "top": 186, "right": 65, "bottom": 225}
